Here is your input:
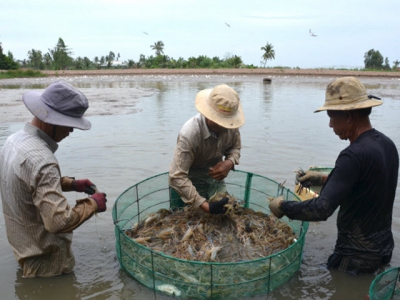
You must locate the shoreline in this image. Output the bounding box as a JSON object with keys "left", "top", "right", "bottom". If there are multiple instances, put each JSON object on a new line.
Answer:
{"left": 40, "top": 68, "right": 400, "bottom": 78}
{"left": 1, "top": 71, "right": 399, "bottom": 125}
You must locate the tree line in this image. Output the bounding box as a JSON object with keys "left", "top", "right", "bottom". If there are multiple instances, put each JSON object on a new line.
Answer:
{"left": 364, "top": 49, "right": 399, "bottom": 70}
{"left": 0, "top": 38, "right": 259, "bottom": 71}
{"left": 0, "top": 38, "right": 398, "bottom": 71}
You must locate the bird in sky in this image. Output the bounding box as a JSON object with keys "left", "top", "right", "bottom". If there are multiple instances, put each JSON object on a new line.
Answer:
{"left": 225, "top": 22, "right": 230, "bottom": 28}
{"left": 143, "top": 31, "right": 149, "bottom": 35}
{"left": 309, "top": 29, "right": 317, "bottom": 37}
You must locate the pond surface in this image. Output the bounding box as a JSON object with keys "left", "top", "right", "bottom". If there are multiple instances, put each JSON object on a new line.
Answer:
{"left": 1, "top": 74, "right": 400, "bottom": 300}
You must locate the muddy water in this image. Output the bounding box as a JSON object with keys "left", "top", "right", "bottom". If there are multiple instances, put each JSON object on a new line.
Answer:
{"left": 1, "top": 75, "right": 400, "bottom": 300}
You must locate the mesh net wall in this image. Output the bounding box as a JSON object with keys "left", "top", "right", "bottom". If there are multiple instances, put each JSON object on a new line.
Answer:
{"left": 369, "top": 267, "right": 400, "bottom": 300}
{"left": 113, "top": 170, "right": 309, "bottom": 299}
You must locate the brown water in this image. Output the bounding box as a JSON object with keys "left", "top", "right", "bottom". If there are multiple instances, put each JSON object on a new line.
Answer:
{"left": 1, "top": 75, "right": 400, "bottom": 300}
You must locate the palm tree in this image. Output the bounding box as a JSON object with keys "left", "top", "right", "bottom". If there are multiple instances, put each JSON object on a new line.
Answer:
{"left": 27, "top": 49, "right": 43, "bottom": 69}
{"left": 150, "top": 41, "right": 164, "bottom": 56}
{"left": 261, "top": 42, "right": 275, "bottom": 67}
{"left": 43, "top": 53, "right": 53, "bottom": 69}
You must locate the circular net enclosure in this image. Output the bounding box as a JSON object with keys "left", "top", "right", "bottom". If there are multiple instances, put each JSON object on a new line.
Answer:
{"left": 113, "top": 170, "right": 309, "bottom": 299}
{"left": 369, "top": 267, "right": 400, "bottom": 300}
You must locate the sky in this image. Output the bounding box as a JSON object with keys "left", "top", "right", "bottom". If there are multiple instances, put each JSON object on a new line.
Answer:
{"left": 1, "top": 0, "right": 399, "bottom": 69}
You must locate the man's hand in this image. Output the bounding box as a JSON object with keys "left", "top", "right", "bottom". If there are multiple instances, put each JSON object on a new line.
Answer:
{"left": 269, "top": 196, "right": 285, "bottom": 218}
{"left": 209, "top": 197, "right": 229, "bottom": 214}
{"left": 90, "top": 193, "right": 107, "bottom": 213}
{"left": 208, "top": 160, "right": 233, "bottom": 181}
{"left": 296, "top": 171, "right": 324, "bottom": 186}
{"left": 72, "top": 179, "right": 97, "bottom": 194}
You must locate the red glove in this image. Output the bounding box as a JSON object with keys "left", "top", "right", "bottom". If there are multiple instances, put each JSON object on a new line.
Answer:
{"left": 72, "top": 179, "right": 96, "bottom": 194}
{"left": 90, "top": 193, "right": 107, "bottom": 213}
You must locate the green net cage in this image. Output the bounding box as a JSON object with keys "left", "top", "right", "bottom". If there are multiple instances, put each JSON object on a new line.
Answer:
{"left": 369, "top": 267, "right": 400, "bottom": 300}
{"left": 112, "top": 170, "right": 309, "bottom": 299}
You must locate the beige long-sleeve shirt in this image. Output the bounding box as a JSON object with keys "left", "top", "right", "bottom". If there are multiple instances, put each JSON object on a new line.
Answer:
{"left": 169, "top": 113, "right": 241, "bottom": 207}
{"left": 0, "top": 123, "right": 98, "bottom": 277}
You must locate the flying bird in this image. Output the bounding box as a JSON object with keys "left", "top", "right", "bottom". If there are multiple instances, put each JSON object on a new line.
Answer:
{"left": 225, "top": 22, "right": 230, "bottom": 28}
{"left": 309, "top": 29, "right": 317, "bottom": 37}
{"left": 143, "top": 31, "right": 149, "bottom": 35}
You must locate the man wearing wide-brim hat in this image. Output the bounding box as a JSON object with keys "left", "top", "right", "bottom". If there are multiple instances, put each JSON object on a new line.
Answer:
{"left": 169, "top": 84, "right": 245, "bottom": 214}
{"left": 0, "top": 80, "right": 107, "bottom": 277}
{"left": 269, "top": 77, "right": 399, "bottom": 274}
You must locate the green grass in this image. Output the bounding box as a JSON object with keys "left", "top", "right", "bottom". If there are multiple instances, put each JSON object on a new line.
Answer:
{"left": 0, "top": 69, "right": 48, "bottom": 79}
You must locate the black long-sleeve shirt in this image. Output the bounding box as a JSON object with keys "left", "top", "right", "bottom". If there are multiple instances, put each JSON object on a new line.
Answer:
{"left": 281, "top": 129, "right": 399, "bottom": 259}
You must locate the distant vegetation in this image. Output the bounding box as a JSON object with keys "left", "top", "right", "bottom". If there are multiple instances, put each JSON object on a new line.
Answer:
{"left": 0, "top": 38, "right": 256, "bottom": 72}
{"left": 0, "top": 38, "right": 399, "bottom": 76}
{"left": 364, "top": 49, "right": 399, "bottom": 70}
{"left": 0, "top": 69, "right": 47, "bottom": 79}
{"left": 260, "top": 42, "right": 275, "bottom": 67}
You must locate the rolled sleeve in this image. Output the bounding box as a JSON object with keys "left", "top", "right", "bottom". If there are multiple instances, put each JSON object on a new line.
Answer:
{"left": 34, "top": 164, "right": 97, "bottom": 233}
{"left": 169, "top": 135, "right": 206, "bottom": 207}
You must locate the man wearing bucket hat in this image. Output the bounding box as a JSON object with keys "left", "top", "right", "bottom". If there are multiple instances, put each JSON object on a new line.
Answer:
{"left": 0, "top": 80, "right": 107, "bottom": 277}
{"left": 169, "top": 84, "right": 244, "bottom": 214}
{"left": 269, "top": 77, "right": 399, "bottom": 274}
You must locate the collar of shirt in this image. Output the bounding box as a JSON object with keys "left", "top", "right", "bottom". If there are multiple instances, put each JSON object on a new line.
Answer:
{"left": 209, "top": 130, "right": 218, "bottom": 139}
{"left": 198, "top": 113, "right": 218, "bottom": 140}
{"left": 24, "top": 122, "right": 59, "bottom": 153}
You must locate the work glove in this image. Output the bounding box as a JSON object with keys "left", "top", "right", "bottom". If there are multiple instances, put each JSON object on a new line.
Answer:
{"left": 72, "top": 179, "right": 97, "bottom": 194}
{"left": 296, "top": 170, "right": 324, "bottom": 186}
{"left": 268, "top": 196, "right": 285, "bottom": 219}
{"left": 90, "top": 193, "right": 107, "bottom": 213}
{"left": 209, "top": 197, "right": 229, "bottom": 214}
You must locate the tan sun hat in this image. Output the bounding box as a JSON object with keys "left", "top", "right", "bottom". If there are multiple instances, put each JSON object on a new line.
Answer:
{"left": 315, "top": 76, "right": 383, "bottom": 113}
{"left": 195, "top": 84, "right": 245, "bottom": 129}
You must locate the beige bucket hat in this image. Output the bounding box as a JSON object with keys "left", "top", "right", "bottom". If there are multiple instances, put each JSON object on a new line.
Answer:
{"left": 195, "top": 84, "right": 245, "bottom": 129}
{"left": 315, "top": 76, "right": 382, "bottom": 113}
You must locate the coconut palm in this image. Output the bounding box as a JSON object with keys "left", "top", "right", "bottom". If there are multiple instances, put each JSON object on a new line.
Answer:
{"left": 150, "top": 41, "right": 165, "bottom": 56}
{"left": 261, "top": 42, "right": 275, "bottom": 67}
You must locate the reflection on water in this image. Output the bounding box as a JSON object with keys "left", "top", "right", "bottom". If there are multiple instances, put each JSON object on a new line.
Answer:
{"left": 0, "top": 84, "right": 48, "bottom": 89}
{"left": 1, "top": 75, "right": 400, "bottom": 300}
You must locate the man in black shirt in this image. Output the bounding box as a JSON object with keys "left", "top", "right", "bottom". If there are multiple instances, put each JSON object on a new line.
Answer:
{"left": 269, "top": 77, "right": 399, "bottom": 274}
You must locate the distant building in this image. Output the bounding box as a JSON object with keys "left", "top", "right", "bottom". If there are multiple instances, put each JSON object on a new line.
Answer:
{"left": 100, "top": 60, "right": 127, "bottom": 69}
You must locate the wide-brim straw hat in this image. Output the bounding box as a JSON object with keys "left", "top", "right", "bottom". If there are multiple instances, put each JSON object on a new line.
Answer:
{"left": 315, "top": 76, "right": 383, "bottom": 113}
{"left": 195, "top": 84, "right": 245, "bottom": 129}
{"left": 23, "top": 80, "right": 91, "bottom": 130}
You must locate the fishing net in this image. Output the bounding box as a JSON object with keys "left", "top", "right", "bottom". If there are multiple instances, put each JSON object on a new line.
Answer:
{"left": 113, "top": 170, "right": 309, "bottom": 299}
{"left": 369, "top": 267, "right": 400, "bottom": 300}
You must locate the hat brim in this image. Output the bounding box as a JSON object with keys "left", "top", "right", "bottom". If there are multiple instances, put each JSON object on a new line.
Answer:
{"left": 195, "top": 89, "right": 245, "bottom": 129}
{"left": 23, "top": 91, "right": 91, "bottom": 130}
{"left": 314, "top": 98, "right": 383, "bottom": 113}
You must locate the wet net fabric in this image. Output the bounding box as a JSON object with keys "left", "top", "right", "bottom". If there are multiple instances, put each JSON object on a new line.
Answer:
{"left": 113, "top": 170, "right": 309, "bottom": 299}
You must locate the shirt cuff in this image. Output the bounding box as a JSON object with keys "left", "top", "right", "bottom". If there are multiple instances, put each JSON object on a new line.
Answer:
{"left": 61, "top": 176, "right": 74, "bottom": 192}
{"left": 226, "top": 157, "right": 236, "bottom": 170}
